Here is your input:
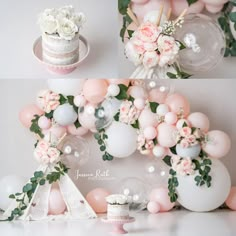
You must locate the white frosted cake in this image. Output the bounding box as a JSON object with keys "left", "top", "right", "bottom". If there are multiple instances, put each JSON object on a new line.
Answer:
{"left": 38, "top": 5, "right": 85, "bottom": 65}
{"left": 106, "top": 194, "right": 130, "bottom": 220}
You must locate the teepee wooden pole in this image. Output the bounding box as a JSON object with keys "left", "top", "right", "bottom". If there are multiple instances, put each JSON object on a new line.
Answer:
{"left": 174, "top": 9, "right": 187, "bottom": 25}
{"left": 127, "top": 7, "right": 139, "bottom": 26}
{"left": 156, "top": 4, "right": 164, "bottom": 26}
{"left": 167, "top": 8, "right": 172, "bottom": 21}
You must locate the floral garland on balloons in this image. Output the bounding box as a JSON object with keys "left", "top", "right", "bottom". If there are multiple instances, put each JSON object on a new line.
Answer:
{"left": 16, "top": 79, "right": 231, "bottom": 208}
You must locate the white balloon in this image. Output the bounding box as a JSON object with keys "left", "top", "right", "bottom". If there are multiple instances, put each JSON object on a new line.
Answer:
{"left": 177, "top": 158, "right": 231, "bottom": 212}
{"left": 47, "top": 79, "right": 86, "bottom": 96}
{"left": 53, "top": 104, "right": 77, "bottom": 126}
{"left": 0, "top": 175, "right": 27, "bottom": 210}
{"left": 107, "top": 84, "right": 120, "bottom": 97}
{"left": 105, "top": 121, "right": 137, "bottom": 158}
{"left": 156, "top": 104, "right": 169, "bottom": 116}
{"left": 176, "top": 143, "right": 201, "bottom": 159}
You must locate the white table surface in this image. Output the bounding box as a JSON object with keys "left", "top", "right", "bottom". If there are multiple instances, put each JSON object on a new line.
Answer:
{"left": 0, "top": 0, "right": 118, "bottom": 79}
{"left": 0, "top": 209, "right": 236, "bottom": 236}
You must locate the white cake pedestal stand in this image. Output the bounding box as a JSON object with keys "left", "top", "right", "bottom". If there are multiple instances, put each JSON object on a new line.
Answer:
{"left": 101, "top": 217, "right": 135, "bottom": 234}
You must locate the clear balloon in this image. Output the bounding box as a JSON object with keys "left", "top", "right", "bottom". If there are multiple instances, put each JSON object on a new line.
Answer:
{"left": 60, "top": 135, "right": 90, "bottom": 167}
{"left": 175, "top": 14, "right": 225, "bottom": 74}
{"left": 119, "top": 177, "right": 149, "bottom": 211}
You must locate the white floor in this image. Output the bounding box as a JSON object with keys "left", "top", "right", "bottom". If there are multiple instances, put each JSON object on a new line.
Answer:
{"left": 1, "top": 209, "right": 236, "bottom": 236}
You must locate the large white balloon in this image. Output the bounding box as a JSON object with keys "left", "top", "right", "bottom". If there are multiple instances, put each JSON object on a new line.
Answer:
{"left": 0, "top": 175, "right": 27, "bottom": 210}
{"left": 177, "top": 158, "right": 231, "bottom": 212}
{"left": 47, "top": 79, "right": 86, "bottom": 96}
{"left": 53, "top": 104, "right": 77, "bottom": 126}
{"left": 105, "top": 121, "right": 137, "bottom": 158}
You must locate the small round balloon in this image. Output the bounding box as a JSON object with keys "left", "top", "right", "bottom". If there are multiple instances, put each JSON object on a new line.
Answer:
{"left": 175, "top": 14, "right": 225, "bottom": 74}
{"left": 60, "top": 135, "right": 90, "bottom": 167}
{"left": 86, "top": 188, "right": 110, "bottom": 213}
{"left": 226, "top": 187, "right": 236, "bottom": 211}
{"left": 119, "top": 177, "right": 148, "bottom": 211}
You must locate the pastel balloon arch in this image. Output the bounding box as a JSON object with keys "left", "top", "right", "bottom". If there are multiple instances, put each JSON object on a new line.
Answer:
{"left": 18, "top": 79, "right": 231, "bottom": 207}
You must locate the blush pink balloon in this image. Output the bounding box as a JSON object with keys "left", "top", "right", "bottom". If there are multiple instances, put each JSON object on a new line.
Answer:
{"left": 48, "top": 187, "right": 67, "bottom": 215}
{"left": 38, "top": 116, "right": 51, "bottom": 130}
{"left": 83, "top": 79, "right": 108, "bottom": 104}
{"left": 131, "top": 0, "right": 171, "bottom": 22}
{"left": 147, "top": 201, "right": 161, "bottom": 214}
{"left": 19, "top": 104, "right": 44, "bottom": 128}
{"left": 226, "top": 187, "right": 236, "bottom": 211}
{"left": 165, "top": 112, "right": 178, "bottom": 125}
{"left": 128, "top": 86, "right": 148, "bottom": 99}
{"left": 149, "top": 187, "right": 175, "bottom": 212}
{"left": 205, "top": 4, "right": 223, "bottom": 13}
{"left": 171, "top": 0, "right": 204, "bottom": 16}
{"left": 86, "top": 188, "right": 111, "bottom": 213}
{"left": 149, "top": 88, "right": 168, "bottom": 104}
{"left": 49, "top": 125, "right": 67, "bottom": 138}
{"left": 203, "top": 130, "right": 231, "bottom": 159}
{"left": 131, "top": 0, "right": 149, "bottom": 4}
{"left": 165, "top": 93, "right": 190, "bottom": 118}
{"left": 107, "top": 79, "right": 130, "bottom": 87}
{"left": 67, "top": 125, "right": 89, "bottom": 136}
{"left": 157, "top": 123, "right": 177, "bottom": 148}
{"left": 139, "top": 109, "right": 158, "bottom": 128}
{"left": 187, "top": 112, "right": 210, "bottom": 132}
{"left": 144, "top": 126, "right": 157, "bottom": 140}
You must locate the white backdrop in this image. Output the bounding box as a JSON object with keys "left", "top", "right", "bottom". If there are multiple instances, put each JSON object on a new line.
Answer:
{"left": 0, "top": 79, "right": 235, "bottom": 195}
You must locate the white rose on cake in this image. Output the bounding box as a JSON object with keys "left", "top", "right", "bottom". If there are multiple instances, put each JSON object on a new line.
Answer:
{"left": 106, "top": 194, "right": 129, "bottom": 205}
{"left": 59, "top": 5, "right": 75, "bottom": 18}
{"left": 57, "top": 18, "right": 78, "bottom": 40}
{"left": 71, "top": 12, "right": 86, "bottom": 27}
{"left": 39, "top": 15, "right": 58, "bottom": 34}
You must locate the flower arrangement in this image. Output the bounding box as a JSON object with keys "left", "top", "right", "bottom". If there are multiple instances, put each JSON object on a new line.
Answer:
{"left": 15, "top": 79, "right": 231, "bottom": 209}
{"left": 38, "top": 5, "right": 86, "bottom": 40}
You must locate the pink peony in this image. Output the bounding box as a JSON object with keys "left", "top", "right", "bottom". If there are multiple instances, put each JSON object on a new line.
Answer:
{"left": 176, "top": 158, "right": 195, "bottom": 176}
{"left": 132, "top": 38, "right": 146, "bottom": 54}
{"left": 37, "top": 140, "right": 50, "bottom": 152}
{"left": 145, "top": 140, "right": 154, "bottom": 150}
{"left": 186, "top": 134, "right": 196, "bottom": 144}
{"left": 143, "top": 51, "right": 159, "bottom": 68}
{"left": 47, "top": 147, "right": 60, "bottom": 163}
{"left": 180, "top": 127, "right": 192, "bottom": 137}
{"left": 136, "top": 22, "right": 161, "bottom": 43}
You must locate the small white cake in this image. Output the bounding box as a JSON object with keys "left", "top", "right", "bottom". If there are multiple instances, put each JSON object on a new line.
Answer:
{"left": 38, "top": 5, "right": 85, "bottom": 65}
{"left": 106, "top": 194, "right": 129, "bottom": 220}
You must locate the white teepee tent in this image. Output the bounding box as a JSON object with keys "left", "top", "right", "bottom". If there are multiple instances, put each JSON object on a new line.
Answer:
{"left": 3, "top": 164, "right": 97, "bottom": 220}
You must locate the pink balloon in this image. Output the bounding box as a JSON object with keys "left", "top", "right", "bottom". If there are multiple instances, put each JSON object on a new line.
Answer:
{"left": 131, "top": 0, "right": 149, "bottom": 4}
{"left": 171, "top": 0, "right": 204, "bottom": 16}
{"left": 202, "top": 0, "right": 228, "bottom": 5}
{"left": 226, "top": 187, "right": 236, "bottom": 211}
{"left": 107, "top": 79, "right": 130, "bottom": 87}
{"left": 139, "top": 109, "right": 158, "bottom": 128}
{"left": 128, "top": 86, "right": 148, "bottom": 99}
{"left": 165, "top": 93, "right": 190, "bottom": 118}
{"left": 49, "top": 125, "right": 67, "bottom": 138}
{"left": 165, "top": 112, "right": 178, "bottom": 125}
{"left": 144, "top": 126, "right": 157, "bottom": 140}
{"left": 78, "top": 104, "right": 97, "bottom": 130}
{"left": 19, "top": 104, "right": 44, "bottom": 128}
{"left": 48, "top": 186, "right": 67, "bottom": 215}
{"left": 157, "top": 123, "right": 177, "bottom": 148}
{"left": 203, "top": 130, "right": 231, "bottom": 159}
{"left": 187, "top": 112, "right": 210, "bottom": 132}
{"left": 147, "top": 201, "right": 161, "bottom": 214}
{"left": 67, "top": 125, "right": 89, "bottom": 136}
{"left": 83, "top": 79, "right": 108, "bottom": 104}
{"left": 149, "top": 88, "right": 168, "bottom": 104}
{"left": 205, "top": 3, "right": 223, "bottom": 13}
{"left": 38, "top": 116, "right": 51, "bottom": 130}
{"left": 149, "top": 187, "right": 175, "bottom": 212}
{"left": 86, "top": 188, "right": 110, "bottom": 213}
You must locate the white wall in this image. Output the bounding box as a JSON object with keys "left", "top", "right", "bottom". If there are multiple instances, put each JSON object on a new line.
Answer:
{"left": 0, "top": 79, "right": 235, "bottom": 195}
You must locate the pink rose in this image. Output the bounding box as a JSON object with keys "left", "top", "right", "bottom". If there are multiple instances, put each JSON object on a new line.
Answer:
{"left": 180, "top": 127, "right": 192, "bottom": 137}
{"left": 143, "top": 51, "right": 159, "bottom": 68}
{"left": 180, "top": 139, "right": 190, "bottom": 148}
{"left": 41, "top": 155, "right": 50, "bottom": 165}
{"left": 176, "top": 158, "right": 195, "bottom": 176}
{"left": 145, "top": 140, "right": 154, "bottom": 150}
{"left": 186, "top": 135, "right": 196, "bottom": 144}
{"left": 132, "top": 39, "right": 146, "bottom": 54}
{"left": 136, "top": 22, "right": 161, "bottom": 43}
{"left": 143, "top": 42, "right": 158, "bottom": 52}
{"left": 37, "top": 140, "right": 50, "bottom": 152}
{"left": 47, "top": 147, "right": 60, "bottom": 163}
{"left": 125, "top": 41, "right": 142, "bottom": 66}
{"left": 137, "top": 133, "right": 146, "bottom": 150}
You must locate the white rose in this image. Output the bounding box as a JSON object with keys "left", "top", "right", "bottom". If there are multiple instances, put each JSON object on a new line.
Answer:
{"left": 59, "top": 5, "right": 75, "bottom": 18}
{"left": 57, "top": 18, "right": 78, "bottom": 40}
{"left": 39, "top": 15, "right": 58, "bottom": 34}
{"left": 125, "top": 41, "right": 142, "bottom": 66}
{"left": 71, "top": 12, "right": 86, "bottom": 27}
{"left": 143, "top": 51, "right": 159, "bottom": 68}
{"left": 43, "top": 8, "right": 59, "bottom": 17}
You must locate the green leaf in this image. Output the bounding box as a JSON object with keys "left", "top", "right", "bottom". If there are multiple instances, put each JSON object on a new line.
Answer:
{"left": 34, "top": 171, "right": 44, "bottom": 178}
{"left": 39, "top": 179, "right": 46, "bottom": 185}
{"left": 30, "top": 115, "right": 44, "bottom": 139}
{"left": 59, "top": 94, "right": 67, "bottom": 105}
{"left": 114, "top": 112, "right": 120, "bottom": 121}
{"left": 229, "top": 12, "right": 236, "bottom": 23}
{"left": 74, "top": 119, "right": 81, "bottom": 129}
{"left": 100, "top": 146, "right": 106, "bottom": 152}
{"left": 149, "top": 102, "right": 159, "bottom": 113}
{"left": 186, "top": 0, "right": 198, "bottom": 5}
{"left": 94, "top": 133, "right": 100, "bottom": 140}
{"left": 23, "top": 183, "right": 33, "bottom": 193}
{"left": 167, "top": 72, "right": 177, "bottom": 79}
{"left": 169, "top": 169, "right": 176, "bottom": 176}
{"left": 118, "top": 0, "right": 131, "bottom": 14}
{"left": 170, "top": 145, "right": 177, "bottom": 155}
{"left": 176, "top": 40, "right": 186, "bottom": 50}
{"left": 131, "top": 120, "right": 139, "bottom": 129}
{"left": 9, "top": 194, "right": 15, "bottom": 199}
{"left": 44, "top": 111, "right": 53, "bottom": 119}
{"left": 163, "top": 155, "right": 172, "bottom": 167}
{"left": 127, "top": 30, "right": 134, "bottom": 38}
{"left": 115, "top": 84, "right": 129, "bottom": 100}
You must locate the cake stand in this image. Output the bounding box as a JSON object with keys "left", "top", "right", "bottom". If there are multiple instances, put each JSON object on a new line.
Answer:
{"left": 32, "top": 35, "right": 90, "bottom": 75}
{"left": 101, "top": 217, "right": 135, "bottom": 234}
